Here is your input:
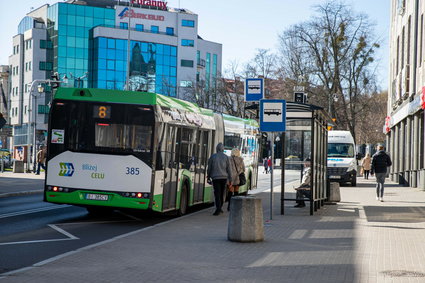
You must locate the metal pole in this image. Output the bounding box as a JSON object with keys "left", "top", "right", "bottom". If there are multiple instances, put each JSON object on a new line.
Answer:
{"left": 125, "top": 1, "right": 132, "bottom": 90}
{"left": 281, "top": 131, "right": 285, "bottom": 215}
{"left": 27, "top": 84, "right": 33, "bottom": 173}
{"left": 270, "top": 132, "right": 274, "bottom": 220}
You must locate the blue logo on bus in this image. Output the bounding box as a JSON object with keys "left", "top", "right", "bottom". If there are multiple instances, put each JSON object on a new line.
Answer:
{"left": 59, "top": 163, "right": 75, "bottom": 177}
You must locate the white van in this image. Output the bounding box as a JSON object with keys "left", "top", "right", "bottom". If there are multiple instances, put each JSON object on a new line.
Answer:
{"left": 327, "top": 130, "right": 357, "bottom": 186}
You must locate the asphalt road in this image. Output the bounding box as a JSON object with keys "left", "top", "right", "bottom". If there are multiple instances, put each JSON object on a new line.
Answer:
{"left": 0, "top": 194, "right": 173, "bottom": 274}
{"left": 0, "top": 169, "right": 301, "bottom": 275}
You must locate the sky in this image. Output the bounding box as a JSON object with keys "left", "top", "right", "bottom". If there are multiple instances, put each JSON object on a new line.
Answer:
{"left": 0, "top": 0, "right": 390, "bottom": 89}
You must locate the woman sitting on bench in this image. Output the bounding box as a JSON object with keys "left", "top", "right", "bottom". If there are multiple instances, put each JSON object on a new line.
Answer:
{"left": 294, "top": 158, "right": 311, "bottom": 208}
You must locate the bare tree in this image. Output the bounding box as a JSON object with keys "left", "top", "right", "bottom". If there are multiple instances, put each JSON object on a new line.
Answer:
{"left": 278, "top": 1, "right": 381, "bottom": 141}
{"left": 355, "top": 90, "right": 387, "bottom": 144}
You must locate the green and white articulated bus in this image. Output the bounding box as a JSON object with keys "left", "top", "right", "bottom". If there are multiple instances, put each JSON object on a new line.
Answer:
{"left": 44, "top": 88, "right": 260, "bottom": 215}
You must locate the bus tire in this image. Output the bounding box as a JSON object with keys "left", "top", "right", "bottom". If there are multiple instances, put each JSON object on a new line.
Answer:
{"left": 177, "top": 182, "right": 188, "bottom": 216}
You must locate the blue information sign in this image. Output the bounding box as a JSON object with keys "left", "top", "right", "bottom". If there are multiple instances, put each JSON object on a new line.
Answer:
{"left": 244, "top": 78, "right": 264, "bottom": 102}
{"left": 260, "top": 99, "right": 286, "bottom": 132}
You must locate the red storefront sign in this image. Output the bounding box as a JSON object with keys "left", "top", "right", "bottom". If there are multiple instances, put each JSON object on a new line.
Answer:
{"left": 384, "top": 116, "right": 391, "bottom": 133}
{"left": 131, "top": 0, "right": 168, "bottom": 10}
{"left": 421, "top": 86, "right": 425, "bottom": 109}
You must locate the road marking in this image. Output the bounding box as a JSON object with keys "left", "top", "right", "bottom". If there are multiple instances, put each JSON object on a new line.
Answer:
{"left": 0, "top": 205, "right": 69, "bottom": 219}
{"left": 48, "top": 224, "right": 79, "bottom": 240}
{"left": 0, "top": 238, "right": 75, "bottom": 246}
{"left": 0, "top": 224, "right": 79, "bottom": 246}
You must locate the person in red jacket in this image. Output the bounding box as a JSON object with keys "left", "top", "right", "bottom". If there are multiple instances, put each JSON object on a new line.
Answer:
{"left": 267, "top": 157, "right": 272, "bottom": 173}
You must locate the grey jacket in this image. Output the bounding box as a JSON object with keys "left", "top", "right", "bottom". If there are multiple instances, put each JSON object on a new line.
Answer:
{"left": 207, "top": 144, "right": 232, "bottom": 181}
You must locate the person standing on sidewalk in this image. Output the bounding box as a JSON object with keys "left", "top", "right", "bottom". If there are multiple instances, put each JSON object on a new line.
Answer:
{"left": 361, "top": 153, "right": 372, "bottom": 180}
{"left": 227, "top": 148, "right": 245, "bottom": 211}
{"left": 35, "top": 146, "right": 47, "bottom": 175}
{"left": 371, "top": 145, "right": 392, "bottom": 202}
{"left": 207, "top": 143, "right": 232, "bottom": 216}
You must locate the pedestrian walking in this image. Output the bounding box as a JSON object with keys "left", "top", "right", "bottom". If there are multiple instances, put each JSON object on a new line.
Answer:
{"left": 263, "top": 157, "right": 268, "bottom": 174}
{"left": 227, "top": 148, "right": 245, "bottom": 211}
{"left": 361, "top": 153, "right": 372, "bottom": 180}
{"left": 207, "top": 143, "right": 232, "bottom": 215}
{"left": 35, "top": 146, "right": 47, "bottom": 175}
{"left": 267, "top": 156, "right": 272, "bottom": 173}
{"left": 371, "top": 145, "right": 392, "bottom": 202}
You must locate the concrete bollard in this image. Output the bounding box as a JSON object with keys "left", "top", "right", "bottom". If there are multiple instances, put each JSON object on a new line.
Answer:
{"left": 329, "top": 182, "right": 341, "bottom": 202}
{"left": 228, "top": 196, "right": 264, "bottom": 242}
{"left": 13, "top": 160, "right": 24, "bottom": 173}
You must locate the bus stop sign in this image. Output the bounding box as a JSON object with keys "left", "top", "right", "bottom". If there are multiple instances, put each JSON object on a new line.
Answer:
{"left": 244, "top": 78, "right": 264, "bottom": 102}
{"left": 260, "top": 99, "right": 286, "bottom": 132}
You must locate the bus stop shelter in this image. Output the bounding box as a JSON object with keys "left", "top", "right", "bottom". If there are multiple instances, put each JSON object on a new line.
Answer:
{"left": 279, "top": 102, "right": 333, "bottom": 215}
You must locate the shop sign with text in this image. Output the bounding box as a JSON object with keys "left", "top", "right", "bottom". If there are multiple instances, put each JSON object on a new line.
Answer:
{"left": 131, "top": 0, "right": 167, "bottom": 10}
{"left": 119, "top": 7, "right": 165, "bottom": 21}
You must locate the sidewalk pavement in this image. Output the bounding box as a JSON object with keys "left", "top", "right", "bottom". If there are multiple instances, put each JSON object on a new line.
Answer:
{"left": 0, "top": 171, "right": 44, "bottom": 198}
{"left": 2, "top": 176, "right": 425, "bottom": 282}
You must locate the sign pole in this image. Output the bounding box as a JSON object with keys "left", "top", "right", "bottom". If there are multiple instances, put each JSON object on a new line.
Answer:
{"left": 281, "top": 131, "right": 285, "bottom": 215}
{"left": 270, "top": 132, "right": 274, "bottom": 220}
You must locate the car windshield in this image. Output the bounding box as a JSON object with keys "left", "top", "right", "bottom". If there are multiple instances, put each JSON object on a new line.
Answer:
{"left": 328, "top": 143, "right": 355, "bottom": 158}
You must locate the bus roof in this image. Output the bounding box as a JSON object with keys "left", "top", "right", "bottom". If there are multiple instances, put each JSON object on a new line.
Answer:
{"left": 54, "top": 88, "right": 212, "bottom": 116}
{"left": 53, "top": 88, "right": 258, "bottom": 125}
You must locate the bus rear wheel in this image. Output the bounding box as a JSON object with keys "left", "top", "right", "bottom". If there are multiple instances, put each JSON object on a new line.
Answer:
{"left": 177, "top": 183, "right": 188, "bottom": 216}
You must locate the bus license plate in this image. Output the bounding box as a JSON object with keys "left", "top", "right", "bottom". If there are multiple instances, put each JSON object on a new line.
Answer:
{"left": 86, "top": 193, "right": 109, "bottom": 201}
{"left": 329, "top": 175, "right": 341, "bottom": 179}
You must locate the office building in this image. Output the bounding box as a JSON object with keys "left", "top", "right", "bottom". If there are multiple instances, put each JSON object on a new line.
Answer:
{"left": 388, "top": 0, "right": 425, "bottom": 188}
{"left": 8, "top": 0, "right": 222, "bottom": 167}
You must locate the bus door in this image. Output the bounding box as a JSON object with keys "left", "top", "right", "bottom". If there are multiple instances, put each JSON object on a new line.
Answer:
{"left": 193, "top": 130, "right": 209, "bottom": 203}
{"left": 162, "top": 126, "right": 181, "bottom": 210}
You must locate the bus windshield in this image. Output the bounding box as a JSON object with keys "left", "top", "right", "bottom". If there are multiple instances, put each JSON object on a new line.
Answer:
{"left": 49, "top": 100, "right": 154, "bottom": 164}
{"left": 327, "top": 143, "right": 355, "bottom": 158}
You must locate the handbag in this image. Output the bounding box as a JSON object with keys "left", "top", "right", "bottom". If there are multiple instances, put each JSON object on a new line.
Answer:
{"left": 232, "top": 157, "right": 246, "bottom": 186}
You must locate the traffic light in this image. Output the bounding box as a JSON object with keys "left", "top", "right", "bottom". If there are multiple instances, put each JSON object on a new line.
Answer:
{"left": 51, "top": 72, "right": 61, "bottom": 89}
{"left": 294, "top": 92, "right": 306, "bottom": 103}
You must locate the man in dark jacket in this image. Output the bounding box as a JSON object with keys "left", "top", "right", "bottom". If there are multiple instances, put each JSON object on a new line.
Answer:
{"left": 207, "top": 143, "right": 232, "bottom": 215}
{"left": 371, "top": 145, "right": 392, "bottom": 202}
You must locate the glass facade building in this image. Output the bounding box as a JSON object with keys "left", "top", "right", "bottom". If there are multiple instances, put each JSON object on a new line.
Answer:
{"left": 92, "top": 38, "right": 177, "bottom": 96}
{"left": 47, "top": 3, "right": 115, "bottom": 88}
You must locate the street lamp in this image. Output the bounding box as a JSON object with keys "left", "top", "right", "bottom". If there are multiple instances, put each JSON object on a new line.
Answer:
{"left": 26, "top": 76, "right": 63, "bottom": 172}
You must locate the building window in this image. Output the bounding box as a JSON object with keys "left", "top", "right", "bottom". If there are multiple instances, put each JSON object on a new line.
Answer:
{"left": 40, "top": 40, "right": 53, "bottom": 49}
{"left": 182, "top": 19, "right": 195, "bottom": 27}
{"left": 180, "top": 80, "right": 193, "bottom": 87}
{"left": 420, "top": 14, "right": 424, "bottom": 67}
{"left": 181, "top": 60, "right": 194, "bottom": 68}
{"left": 29, "top": 61, "right": 31, "bottom": 71}
{"left": 151, "top": 26, "right": 159, "bottom": 33}
{"left": 120, "top": 22, "right": 128, "bottom": 30}
{"left": 206, "top": 53, "right": 211, "bottom": 90}
{"left": 38, "top": 105, "right": 50, "bottom": 114}
{"left": 197, "top": 50, "right": 200, "bottom": 65}
{"left": 136, "top": 24, "right": 144, "bottom": 31}
{"left": 39, "top": 61, "right": 53, "bottom": 71}
{"left": 181, "top": 39, "right": 194, "bottom": 47}
{"left": 166, "top": 27, "right": 174, "bottom": 35}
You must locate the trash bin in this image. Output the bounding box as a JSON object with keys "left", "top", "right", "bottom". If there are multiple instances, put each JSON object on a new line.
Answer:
{"left": 228, "top": 196, "right": 264, "bottom": 242}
